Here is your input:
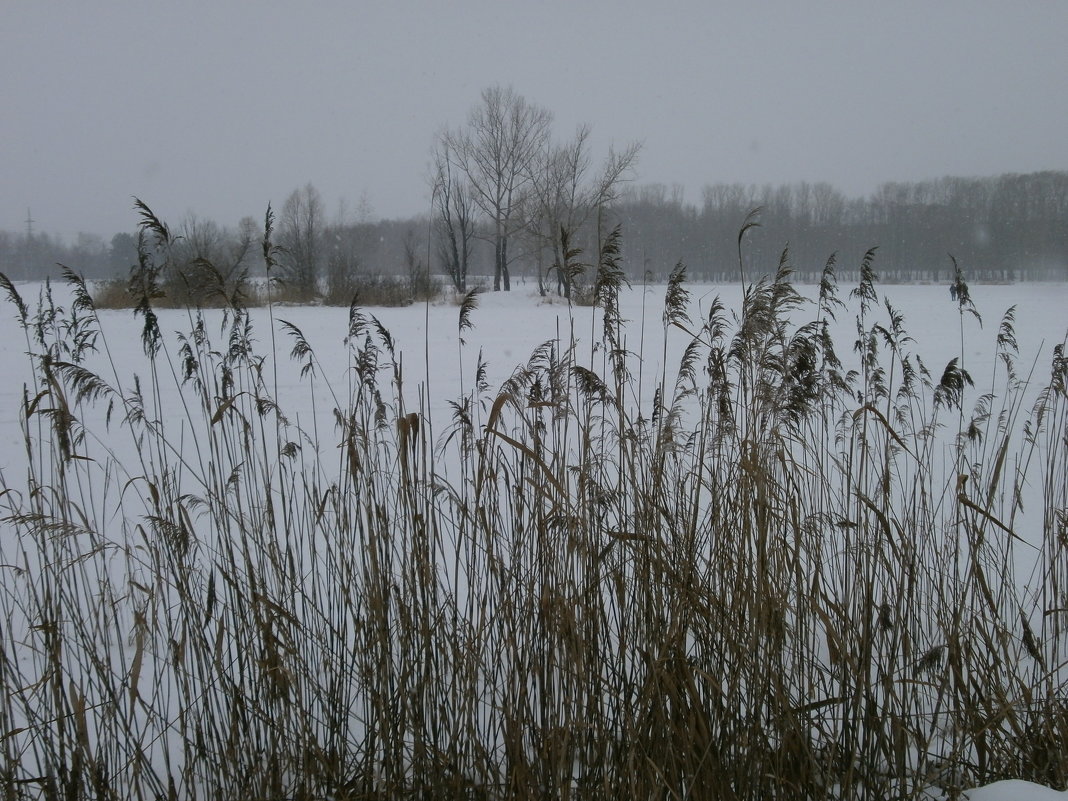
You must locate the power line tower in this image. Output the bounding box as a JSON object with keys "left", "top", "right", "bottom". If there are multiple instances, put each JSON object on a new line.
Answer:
{"left": 25, "top": 208, "right": 35, "bottom": 240}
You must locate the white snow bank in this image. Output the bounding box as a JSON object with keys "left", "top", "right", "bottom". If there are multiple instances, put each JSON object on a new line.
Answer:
{"left": 965, "top": 780, "right": 1068, "bottom": 800}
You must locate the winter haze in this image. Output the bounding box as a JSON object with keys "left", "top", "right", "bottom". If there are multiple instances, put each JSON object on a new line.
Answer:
{"left": 3, "top": 0, "right": 1068, "bottom": 239}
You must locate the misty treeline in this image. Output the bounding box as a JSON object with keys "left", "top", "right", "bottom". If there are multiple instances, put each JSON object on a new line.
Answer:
{"left": 6, "top": 169, "right": 1067, "bottom": 294}
{"left": 0, "top": 194, "right": 436, "bottom": 305}
{"left": 2, "top": 85, "right": 1065, "bottom": 293}
{"left": 617, "top": 171, "right": 1068, "bottom": 283}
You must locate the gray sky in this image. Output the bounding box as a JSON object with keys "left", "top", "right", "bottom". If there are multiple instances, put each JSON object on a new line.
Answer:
{"left": 4, "top": 1, "right": 1067, "bottom": 240}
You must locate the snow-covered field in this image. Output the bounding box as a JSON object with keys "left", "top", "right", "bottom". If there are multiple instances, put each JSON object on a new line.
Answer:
{"left": 0, "top": 276, "right": 1065, "bottom": 800}
{"left": 2, "top": 279, "right": 1065, "bottom": 473}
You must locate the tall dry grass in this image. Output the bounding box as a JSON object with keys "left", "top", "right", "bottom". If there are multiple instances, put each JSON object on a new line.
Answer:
{"left": 0, "top": 206, "right": 1065, "bottom": 800}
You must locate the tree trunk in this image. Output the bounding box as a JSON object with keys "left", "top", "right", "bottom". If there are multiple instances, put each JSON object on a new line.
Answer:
{"left": 493, "top": 232, "right": 503, "bottom": 291}
{"left": 501, "top": 236, "right": 510, "bottom": 290}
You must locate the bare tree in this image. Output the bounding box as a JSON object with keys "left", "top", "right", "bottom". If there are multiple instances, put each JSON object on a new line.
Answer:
{"left": 590, "top": 140, "right": 641, "bottom": 257}
{"left": 322, "top": 200, "right": 377, "bottom": 304}
{"left": 526, "top": 125, "right": 594, "bottom": 297}
{"left": 162, "top": 213, "right": 256, "bottom": 303}
{"left": 811, "top": 182, "right": 845, "bottom": 227}
{"left": 278, "top": 182, "right": 325, "bottom": 298}
{"left": 526, "top": 127, "right": 639, "bottom": 298}
{"left": 431, "top": 134, "right": 475, "bottom": 292}
{"left": 454, "top": 86, "right": 552, "bottom": 291}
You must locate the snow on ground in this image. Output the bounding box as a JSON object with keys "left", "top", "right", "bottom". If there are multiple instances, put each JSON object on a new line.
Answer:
{"left": 964, "top": 780, "right": 1068, "bottom": 800}
{"left": 2, "top": 279, "right": 1066, "bottom": 469}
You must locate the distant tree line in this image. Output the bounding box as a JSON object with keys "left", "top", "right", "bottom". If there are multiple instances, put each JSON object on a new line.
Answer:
{"left": 610, "top": 172, "right": 1068, "bottom": 283}
{"left": 0, "top": 191, "right": 445, "bottom": 306}
{"left": 0, "top": 228, "right": 119, "bottom": 281}
{"left": 2, "top": 132, "right": 1064, "bottom": 290}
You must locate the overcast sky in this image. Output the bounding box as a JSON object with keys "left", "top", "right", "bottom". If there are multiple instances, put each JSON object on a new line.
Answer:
{"left": 3, "top": 1, "right": 1067, "bottom": 240}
